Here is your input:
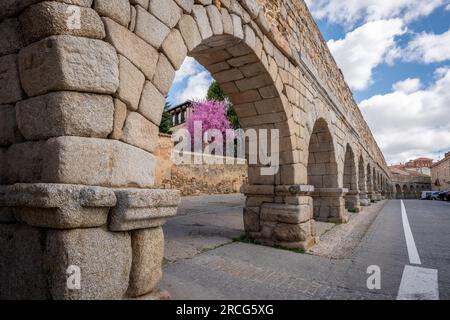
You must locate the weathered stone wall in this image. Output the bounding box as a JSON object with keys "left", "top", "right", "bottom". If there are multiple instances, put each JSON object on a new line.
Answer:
{"left": 154, "top": 134, "right": 247, "bottom": 195}
{"left": 391, "top": 174, "right": 432, "bottom": 198}
{"left": 431, "top": 154, "right": 450, "bottom": 191}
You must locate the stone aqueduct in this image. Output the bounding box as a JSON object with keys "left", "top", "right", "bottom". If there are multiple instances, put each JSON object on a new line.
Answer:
{"left": 0, "top": 0, "right": 398, "bottom": 299}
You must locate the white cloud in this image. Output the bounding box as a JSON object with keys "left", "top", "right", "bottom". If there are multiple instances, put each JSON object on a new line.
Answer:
{"left": 360, "top": 66, "right": 450, "bottom": 164}
{"left": 403, "top": 28, "right": 450, "bottom": 63}
{"left": 173, "top": 57, "right": 202, "bottom": 84}
{"left": 392, "top": 78, "right": 421, "bottom": 93}
{"left": 305, "top": 0, "right": 447, "bottom": 27}
{"left": 327, "top": 19, "right": 406, "bottom": 91}
{"left": 173, "top": 71, "right": 212, "bottom": 104}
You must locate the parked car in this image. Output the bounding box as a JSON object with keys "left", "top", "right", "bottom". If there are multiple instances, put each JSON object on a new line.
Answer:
{"left": 437, "top": 191, "right": 449, "bottom": 201}
{"left": 421, "top": 191, "right": 433, "bottom": 200}
{"left": 430, "top": 192, "right": 441, "bottom": 200}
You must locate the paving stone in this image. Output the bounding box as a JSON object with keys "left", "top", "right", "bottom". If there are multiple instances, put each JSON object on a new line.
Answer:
{"left": 19, "top": 35, "right": 119, "bottom": 97}
{"left": 16, "top": 91, "right": 114, "bottom": 140}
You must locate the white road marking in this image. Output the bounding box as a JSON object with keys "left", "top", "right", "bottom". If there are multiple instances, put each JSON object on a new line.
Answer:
{"left": 396, "top": 200, "right": 439, "bottom": 300}
{"left": 400, "top": 200, "right": 421, "bottom": 265}
{"left": 397, "top": 265, "right": 439, "bottom": 300}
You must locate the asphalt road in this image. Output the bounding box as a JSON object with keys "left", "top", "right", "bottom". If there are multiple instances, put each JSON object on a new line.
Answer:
{"left": 161, "top": 196, "right": 450, "bottom": 300}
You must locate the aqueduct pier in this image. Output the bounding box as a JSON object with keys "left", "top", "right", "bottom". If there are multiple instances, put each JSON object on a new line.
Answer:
{"left": 1, "top": 0, "right": 396, "bottom": 299}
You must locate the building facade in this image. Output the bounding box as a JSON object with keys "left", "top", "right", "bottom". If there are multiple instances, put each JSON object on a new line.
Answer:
{"left": 167, "top": 100, "right": 193, "bottom": 133}
{"left": 396, "top": 157, "right": 434, "bottom": 176}
{"left": 431, "top": 152, "right": 450, "bottom": 191}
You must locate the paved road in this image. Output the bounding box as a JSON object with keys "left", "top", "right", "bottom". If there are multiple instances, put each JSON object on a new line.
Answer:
{"left": 161, "top": 196, "right": 450, "bottom": 300}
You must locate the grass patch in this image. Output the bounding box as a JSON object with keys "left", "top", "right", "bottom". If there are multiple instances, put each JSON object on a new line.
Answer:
{"left": 232, "top": 234, "right": 256, "bottom": 244}
{"left": 348, "top": 208, "right": 360, "bottom": 213}
{"left": 274, "top": 245, "right": 305, "bottom": 254}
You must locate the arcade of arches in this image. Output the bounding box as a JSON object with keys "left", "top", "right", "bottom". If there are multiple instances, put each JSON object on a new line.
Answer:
{"left": 0, "top": 0, "right": 402, "bottom": 299}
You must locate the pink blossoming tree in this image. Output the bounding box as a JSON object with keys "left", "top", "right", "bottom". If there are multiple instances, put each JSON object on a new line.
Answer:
{"left": 186, "top": 100, "right": 231, "bottom": 140}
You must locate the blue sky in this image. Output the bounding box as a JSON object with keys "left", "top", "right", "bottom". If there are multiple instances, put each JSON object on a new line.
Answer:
{"left": 168, "top": 1, "right": 450, "bottom": 164}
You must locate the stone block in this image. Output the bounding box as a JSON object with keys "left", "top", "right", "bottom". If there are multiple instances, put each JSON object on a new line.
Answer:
{"left": 206, "top": 5, "right": 223, "bottom": 35}
{"left": 110, "top": 98, "right": 128, "bottom": 139}
{"left": 5, "top": 137, "right": 156, "bottom": 187}
{"left": 138, "top": 81, "right": 166, "bottom": 126}
{"left": 161, "top": 29, "right": 187, "bottom": 69}
{"left": 174, "top": 0, "right": 194, "bottom": 13}
{"left": 153, "top": 54, "right": 175, "bottom": 95}
{"left": 20, "top": 2, "right": 105, "bottom": 44}
{"left": 231, "top": 14, "right": 244, "bottom": 39}
{"left": 94, "top": 0, "right": 131, "bottom": 26}
{"left": 178, "top": 14, "right": 202, "bottom": 52}
{"left": 134, "top": 5, "right": 170, "bottom": 49}
{"left": 45, "top": 227, "right": 131, "bottom": 300}
{"left": 121, "top": 112, "right": 159, "bottom": 153}
{"left": 115, "top": 55, "right": 145, "bottom": 111}
{"left": 221, "top": 7, "right": 233, "bottom": 35}
{"left": 192, "top": 5, "right": 213, "bottom": 40}
{"left": 243, "top": 207, "right": 260, "bottom": 232}
{"left": 0, "top": 18, "right": 24, "bottom": 55}
{"left": 0, "top": 104, "right": 24, "bottom": 146}
{"left": 261, "top": 203, "right": 311, "bottom": 224}
{"left": 109, "top": 188, "right": 179, "bottom": 231}
{"left": 19, "top": 35, "right": 119, "bottom": 97}
{"left": 103, "top": 17, "right": 158, "bottom": 79}
{"left": 148, "top": 0, "right": 182, "bottom": 28}
{"left": 0, "top": 54, "right": 23, "bottom": 104}
{"left": 16, "top": 91, "right": 114, "bottom": 140}
{"left": 1, "top": 183, "right": 116, "bottom": 229}
{"left": 0, "top": 223, "right": 50, "bottom": 300}
{"left": 273, "top": 220, "right": 311, "bottom": 242}
{"left": 127, "top": 227, "right": 164, "bottom": 297}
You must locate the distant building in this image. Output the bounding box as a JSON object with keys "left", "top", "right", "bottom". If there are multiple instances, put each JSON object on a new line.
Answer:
{"left": 166, "top": 100, "right": 193, "bottom": 133}
{"left": 389, "top": 165, "right": 432, "bottom": 198}
{"left": 401, "top": 157, "right": 434, "bottom": 176}
{"left": 431, "top": 151, "right": 450, "bottom": 191}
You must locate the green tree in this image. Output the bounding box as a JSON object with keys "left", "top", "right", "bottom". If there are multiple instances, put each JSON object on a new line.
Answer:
{"left": 207, "top": 81, "right": 240, "bottom": 129}
{"left": 159, "top": 102, "right": 172, "bottom": 134}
